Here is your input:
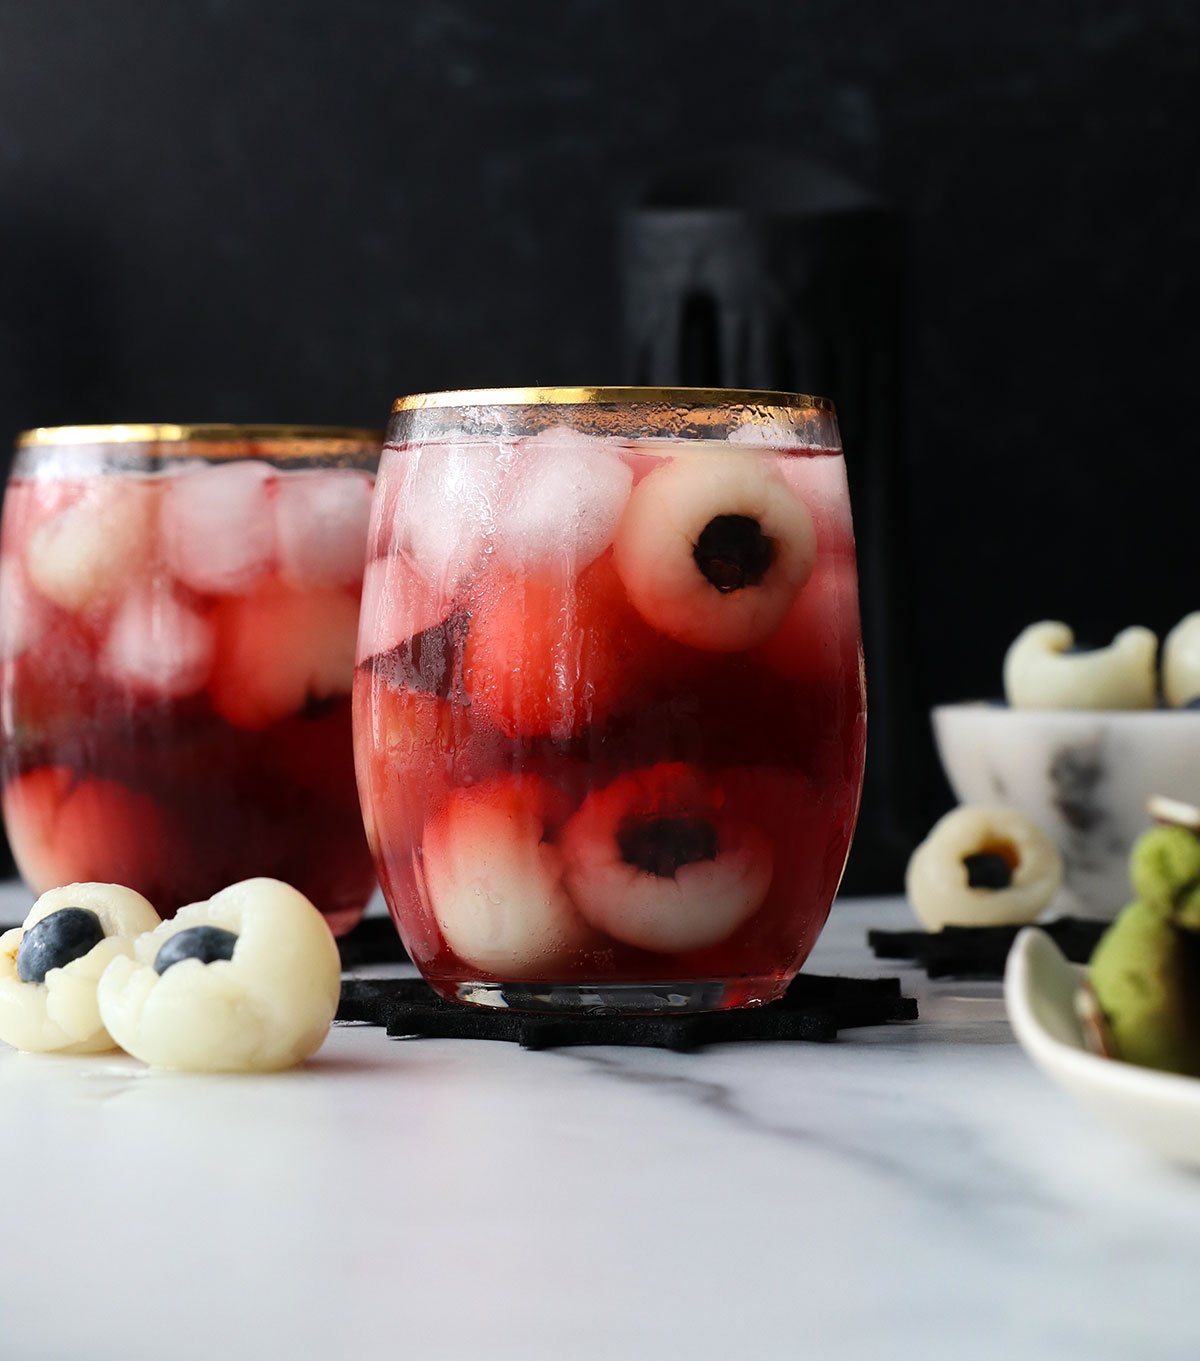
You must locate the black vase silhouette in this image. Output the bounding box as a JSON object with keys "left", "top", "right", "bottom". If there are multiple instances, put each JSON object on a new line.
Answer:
{"left": 620, "top": 151, "right": 924, "bottom": 891}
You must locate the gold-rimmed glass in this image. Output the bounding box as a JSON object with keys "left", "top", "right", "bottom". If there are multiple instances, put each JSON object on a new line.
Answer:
{"left": 354, "top": 387, "right": 865, "bottom": 1011}
{"left": 1, "top": 424, "right": 381, "bottom": 931}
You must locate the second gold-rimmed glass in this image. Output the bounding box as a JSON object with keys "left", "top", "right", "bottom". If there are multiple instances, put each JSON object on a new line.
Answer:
{"left": 354, "top": 387, "right": 866, "bottom": 1011}
{"left": 0, "top": 424, "right": 380, "bottom": 933}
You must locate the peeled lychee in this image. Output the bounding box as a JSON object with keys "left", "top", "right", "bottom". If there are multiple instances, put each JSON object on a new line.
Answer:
{"left": 0, "top": 881, "right": 162, "bottom": 1055}
{"left": 905, "top": 805, "right": 1063, "bottom": 931}
{"left": 561, "top": 762, "right": 773, "bottom": 953}
{"left": 613, "top": 450, "right": 816, "bottom": 652}
{"left": 1163, "top": 613, "right": 1200, "bottom": 709}
{"left": 97, "top": 877, "right": 341, "bottom": 1072}
{"left": 422, "top": 775, "right": 593, "bottom": 978}
{"left": 25, "top": 481, "right": 158, "bottom": 615}
{"left": 1003, "top": 622, "right": 1157, "bottom": 711}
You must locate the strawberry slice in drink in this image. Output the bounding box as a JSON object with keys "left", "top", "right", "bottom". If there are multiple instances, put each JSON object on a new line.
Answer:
{"left": 355, "top": 670, "right": 501, "bottom": 854}
{"left": 3, "top": 766, "right": 171, "bottom": 899}
{"left": 208, "top": 578, "right": 359, "bottom": 730}
{"left": 462, "top": 553, "right": 672, "bottom": 740}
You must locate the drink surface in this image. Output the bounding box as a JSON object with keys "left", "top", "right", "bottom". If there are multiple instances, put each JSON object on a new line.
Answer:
{"left": 0, "top": 459, "right": 377, "bottom": 931}
{"left": 354, "top": 428, "right": 866, "bottom": 1006}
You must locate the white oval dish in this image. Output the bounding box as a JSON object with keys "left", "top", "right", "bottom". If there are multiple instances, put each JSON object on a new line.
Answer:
{"left": 1004, "top": 927, "right": 1200, "bottom": 1169}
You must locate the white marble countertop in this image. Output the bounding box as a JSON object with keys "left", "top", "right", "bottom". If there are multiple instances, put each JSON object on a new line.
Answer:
{"left": 2, "top": 882, "right": 1199, "bottom": 1361}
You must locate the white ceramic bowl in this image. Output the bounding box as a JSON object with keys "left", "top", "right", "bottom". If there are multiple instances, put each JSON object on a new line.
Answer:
{"left": 933, "top": 703, "right": 1200, "bottom": 918}
{"left": 1005, "top": 928, "right": 1200, "bottom": 1169}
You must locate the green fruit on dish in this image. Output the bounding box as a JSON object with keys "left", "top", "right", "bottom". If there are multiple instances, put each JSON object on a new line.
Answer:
{"left": 1089, "top": 899, "right": 1200, "bottom": 1078}
{"left": 1128, "top": 825, "right": 1200, "bottom": 931}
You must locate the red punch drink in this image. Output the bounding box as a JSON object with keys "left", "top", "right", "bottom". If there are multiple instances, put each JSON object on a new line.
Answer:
{"left": 0, "top": 425, "right": 380, "bottom": 933}
{"left": 354, "top": 389, "right": 866, "bottom": 1010}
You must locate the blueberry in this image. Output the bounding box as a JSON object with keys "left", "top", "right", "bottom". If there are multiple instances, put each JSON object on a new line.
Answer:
{"left": 16, "top": 908, "right": 106, "bottom": 984}
{"left": 693, "top": 515, "right": 775, "bottom": 592}
{"left": 1185, "top": 697, "right": 1200, "bottom": 711}
{"left": 154, "top": 926, "right": 239, "bottom": 975}
{"left": 617, "top": 815, "right": 719, "bottom": 878}
{"left": 962, "top": 851, "right": 1014, "bottom": 891}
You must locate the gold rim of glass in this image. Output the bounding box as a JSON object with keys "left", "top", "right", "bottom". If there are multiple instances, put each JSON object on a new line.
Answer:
{"left": 391, "top": 386, "right": 836, "bottom": 415}
{"left": 16, "top": 423, "right": 382, "bottom": 448}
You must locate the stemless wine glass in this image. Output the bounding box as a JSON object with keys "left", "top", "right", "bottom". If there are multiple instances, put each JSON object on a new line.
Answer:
{"left": 354, "top": 388, "right": 866, "bottom": 1010}
{"left": 0, "top": 424, "right": 380, "bottom": 933}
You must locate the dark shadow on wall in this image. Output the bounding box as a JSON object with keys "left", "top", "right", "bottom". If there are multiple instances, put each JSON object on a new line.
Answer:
{"left": 0, "top": 195, "right": 116, "bottom": 872}
{"left": 0, "top": 198, "right": 117, "bottom": 448}
{"left": 620, "top": 150, "right": 930, "bottom": 892}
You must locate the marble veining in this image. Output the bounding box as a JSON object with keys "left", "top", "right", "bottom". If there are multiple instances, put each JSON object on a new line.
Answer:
{"left": 2, "top": 887, "right": 1200, "bottom": 1361}
{"left": 562, "top": 1041, "right": 1067, "bottom": 1217}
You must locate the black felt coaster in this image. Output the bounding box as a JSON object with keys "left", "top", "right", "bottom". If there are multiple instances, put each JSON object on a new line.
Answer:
{"left": 336, "top": 974, "right": 917, "bottom": 1051}
{"left": 868, "top": 917, "right": 1107, "bottom": 979}
{"left": 336, "top": 918, "right": 410, "bottom": 968}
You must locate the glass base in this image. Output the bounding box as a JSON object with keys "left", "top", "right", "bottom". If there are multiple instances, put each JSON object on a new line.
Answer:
{"left": 446, "top": 976, "right": 790, "bottom": 1015}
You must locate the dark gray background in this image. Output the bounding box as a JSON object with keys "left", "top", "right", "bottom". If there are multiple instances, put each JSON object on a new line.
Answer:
{"left": 0, "top": 0, "right": 1197, "bottom": 878}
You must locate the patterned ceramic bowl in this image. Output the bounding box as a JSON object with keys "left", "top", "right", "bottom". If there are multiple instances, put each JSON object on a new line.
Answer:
{"left": 933, "top": 703, "right": 1200, "bottom": 919}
